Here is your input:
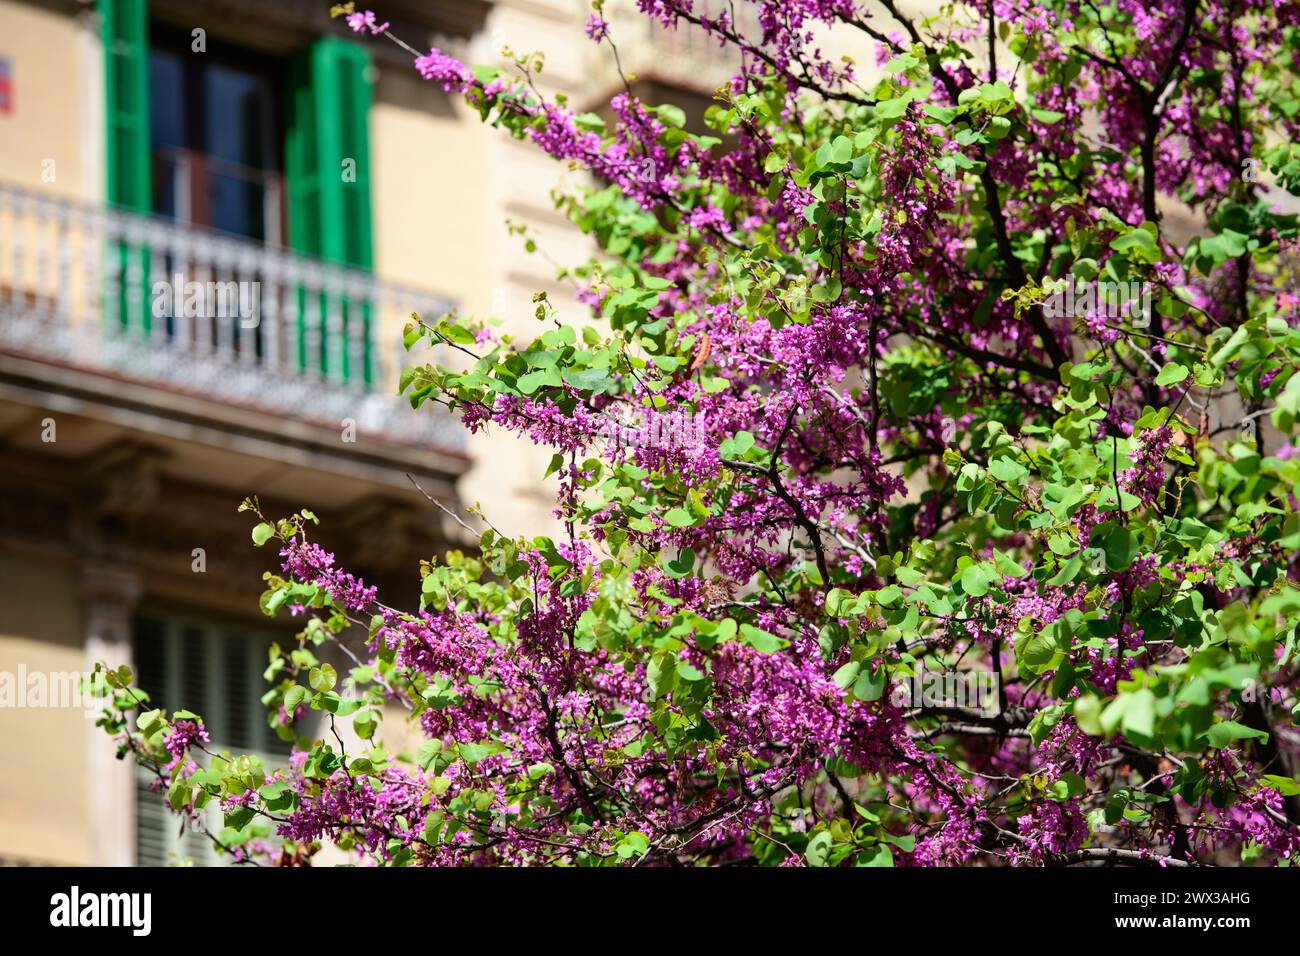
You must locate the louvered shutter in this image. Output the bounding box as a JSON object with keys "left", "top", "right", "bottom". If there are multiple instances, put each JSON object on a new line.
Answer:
{"left": 132, "top": 613, "right": 292, "bottom": 866}
{"left": 100, "top": 0, "right": 153, "bottom": 334}
{"left": 102, "top": 0, "right": 151, "bottom": 211}
{"left": 286, "top": 37, "right": 374, "bottom": 385}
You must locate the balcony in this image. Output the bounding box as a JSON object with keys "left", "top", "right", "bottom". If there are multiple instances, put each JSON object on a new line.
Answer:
{"left": 0, "top": 182, "right": 464, "bottom": 453}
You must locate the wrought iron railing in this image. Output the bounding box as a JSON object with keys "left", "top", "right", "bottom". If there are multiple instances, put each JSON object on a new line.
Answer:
{"left": 0, "top": 183, "right": 463, "bottom": 450}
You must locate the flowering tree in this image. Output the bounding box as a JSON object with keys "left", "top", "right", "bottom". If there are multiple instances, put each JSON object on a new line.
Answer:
{"left": 97, "top": 0, "right": 1300, "bottom": 866}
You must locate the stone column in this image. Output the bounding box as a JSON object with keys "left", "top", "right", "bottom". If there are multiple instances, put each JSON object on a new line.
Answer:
{"left": 82, "top": 563, "right": 142, "bottom": 867}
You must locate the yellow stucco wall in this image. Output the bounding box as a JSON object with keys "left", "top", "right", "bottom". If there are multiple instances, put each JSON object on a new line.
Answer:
{"left": 370, "top": 75, "right": 492, "bottom": 315}
{"left": 0, "top": 551, "right": 90, "bottom": 865}
{"left": 0, "top": 3, "right": 113, "bottom": 867}
{"left": 0, "top": 2, "right": 101, "bottom": 202}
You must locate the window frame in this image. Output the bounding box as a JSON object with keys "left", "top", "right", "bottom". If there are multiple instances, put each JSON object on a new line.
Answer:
{"left": 132, "top": 607, "right": 297, "bottom": 866}
{"left": 146, "top": 22, "right": 288, "bottom": 244}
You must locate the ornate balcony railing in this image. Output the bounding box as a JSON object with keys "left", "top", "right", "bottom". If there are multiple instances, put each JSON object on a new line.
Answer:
{"left": 0, "top": 182, "right": 464, "bottom": 451}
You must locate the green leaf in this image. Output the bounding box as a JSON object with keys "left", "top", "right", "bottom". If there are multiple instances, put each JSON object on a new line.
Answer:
{"left": 740, "top": 624, "right": 787, "bottom": 653}
{"left": 1092, "top": 521, "right": 1138, "bottom": 571}
{"left": 874, "top": 96, "right": 911, "bottom": 120}
{"left": 416, "top": 740, "right": 443, "bottom": 771}
{"left": 137, "top": 709, "right": 164, "bottom": 737}
{"left": 723, "top": 431, "right": 755, "bottom": 457}
{"left": 1123, "top": 689, "right": 1157, "bottom": 740}
{"left": 1018, "top": 625, "right": 1065, "bottom": 673}
{"left": 1047, "top": 556, "right": 1082, "bottom": 586}
{"left": 1073, "top": 694, "right": 1103, "bottom": 736}
{"left": 664, "top": 548, "right": 696, "bottom": 579}
{"left": 805, "top": 830, "right": 833, "bottom": 866}
{"left": 1198, "top": 229, "right": 1250, "bottom": 264}
{"left": 1205, "top": 721, "right": 1269, "bottom": 749}
{"left": 1105, "top": 788, "right": 1131, "bottom": 825}
{"left": 1102, "top": 688, "right": 1157, "bottom": 742}
{"left": 1261, "top": 775, "right": 1300, "bottom": 797}
{"left": 517, "top": 369, "right": 559, "bottom": 395}
{"left": 646, "top": 654, "right": 678, "bottom": 700}
{"left": 852, "top": 664, "right": 887, "bottom": 702}
{"left": 665, "top": 508, "right": 695, "bottom": 528}
{"left": 1049, "top": 772, "right": 1087, "bottom": 801}
{"left": 251, "top": 522, "right": 275, "bottom": 547}
{"left": 1155, "top": 363, "right": 1189, "bottom": 386}
{"left": 458, "top": 742, "right": 493, "bottom": 765}
{"left": 960, "top": 563, "right": 992, "bottom": 597}
{"left": 654, "top": 103, "right": 686, "bottom": 128}
{"left": 1109, "top": 223, "right": 1159, "bottom": 262}
{"left": 989, "top": 456, "right": 1028, "bottom": 482}
{"left": 833, "top": 662, "right": 861, "bottom": 689}
{"left": 308, "top": 664, "right": 337, "bottom": 693}
{"left": 283, "top": 685, "right": 308, "bottom": 713}
{"left": 860, "top": 844, "right": 893, "bottom": 867}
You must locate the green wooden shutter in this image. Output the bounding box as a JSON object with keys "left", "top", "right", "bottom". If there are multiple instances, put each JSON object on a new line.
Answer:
{"left": 286, "top": 37, "right": 374, "bottom": 385}
{"left": 102, "top": 0, "right": 151, "bottom": 210}
{"left": 101, "top": 0, "right": 152, "bottom": 333}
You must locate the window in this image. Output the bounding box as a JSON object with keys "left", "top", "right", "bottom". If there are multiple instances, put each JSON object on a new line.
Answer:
{"left": 100, "top": 1, "right": 377, "bottom": 383}
{"left": 149, "top": 28, "right": 285, "bottom": 243}
{"left": 133, "top": 611, "right": 292, "bottom": 866}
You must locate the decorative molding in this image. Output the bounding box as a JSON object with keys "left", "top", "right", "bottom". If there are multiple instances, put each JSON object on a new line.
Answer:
{"left": 81, "top": 439, "right": 168, "bottom": 522}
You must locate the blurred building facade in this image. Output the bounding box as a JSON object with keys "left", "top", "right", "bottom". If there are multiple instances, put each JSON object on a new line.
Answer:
{"left": 0, "top": 0, "right": 744, "bottom": 864}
